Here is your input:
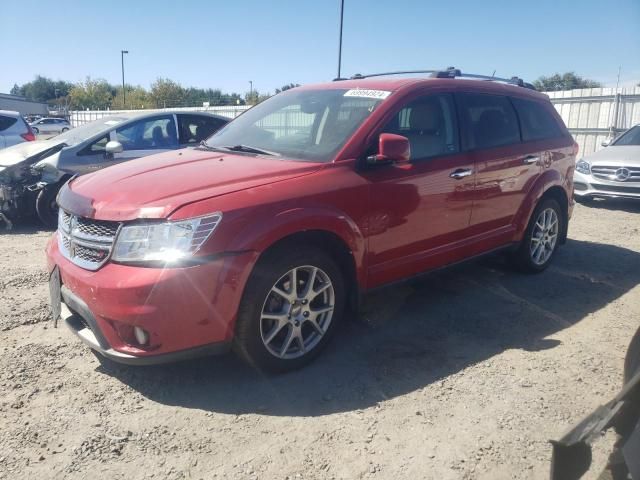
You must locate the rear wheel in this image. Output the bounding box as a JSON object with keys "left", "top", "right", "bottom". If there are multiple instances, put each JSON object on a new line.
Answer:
{"left": 234, "top": 247, "right": 345, "bottom": 372}
{"left": 511, "top": 198, "right": 563, "bottom": 273}
{"left": 36, "top": 183, "right": 61, "bottom": 228}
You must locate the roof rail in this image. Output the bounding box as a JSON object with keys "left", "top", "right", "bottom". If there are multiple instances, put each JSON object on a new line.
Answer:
{"left": 338, "top": 67, "right": 536, "bottom": 90}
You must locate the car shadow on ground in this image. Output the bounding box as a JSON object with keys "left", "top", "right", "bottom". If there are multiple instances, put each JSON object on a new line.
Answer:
{"left": 0, "top": 217, "right": 52, "bottom": 234}
{"left": 97, "top": 238, "right": 640, "bottom": 417}
{"left": 578, "top": 198, "right": 640, "bottom": 214}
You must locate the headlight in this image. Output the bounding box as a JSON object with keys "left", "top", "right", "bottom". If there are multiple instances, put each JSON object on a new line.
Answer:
{"left": 112, "top": 213, "right": 222, "bottom": 264}
{"left": 576, "top": 159, "right": 591, "bottom": 175}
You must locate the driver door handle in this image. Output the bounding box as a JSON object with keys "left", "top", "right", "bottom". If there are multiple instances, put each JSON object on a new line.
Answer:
{"left": 449, "top": 168, "right": 473, "bottom": 179}
{"left": 523, "top": 155, "right": 540, "bottom": 165}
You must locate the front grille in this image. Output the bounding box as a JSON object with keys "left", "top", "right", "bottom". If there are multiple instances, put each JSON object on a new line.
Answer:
{"left": 591, "top": 165, "right": 640, "bottom": 182}
{"left": 58, "top": 210, "right": 121, "bottom": 270}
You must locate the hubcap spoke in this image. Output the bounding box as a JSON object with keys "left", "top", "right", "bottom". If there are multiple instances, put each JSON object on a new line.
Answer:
{"left": 263, "top": 317, "right": 289, "bottom": 345}
{"left": 530, "top": 207, "right": 559, "bottom": 266}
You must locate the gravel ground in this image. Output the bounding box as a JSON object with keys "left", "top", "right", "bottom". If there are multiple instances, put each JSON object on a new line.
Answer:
{"left": 1, "top": 199, "right": 639, "bottom": 480}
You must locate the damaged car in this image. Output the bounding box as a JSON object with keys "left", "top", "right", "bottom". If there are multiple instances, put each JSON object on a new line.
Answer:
{"left": 0, "top": 110, "right": 229, "bottom": 228}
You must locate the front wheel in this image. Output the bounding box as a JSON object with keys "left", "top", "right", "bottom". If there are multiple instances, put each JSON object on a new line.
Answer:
{"left": 61, "top": 127, "right": 69, "bottom": 133}
{"left": 234, "top": 247, "right": 345, "bottom": 372}
{"left": 511, "top": 198, "right": 563, "bottom": 273}
{"left": 36, "top": 184, "right": 61, "bottom": 228}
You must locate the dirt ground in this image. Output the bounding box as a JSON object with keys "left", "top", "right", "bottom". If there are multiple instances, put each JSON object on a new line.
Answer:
{"left": 1, "top": 199, "right": 639, "bottom": 480}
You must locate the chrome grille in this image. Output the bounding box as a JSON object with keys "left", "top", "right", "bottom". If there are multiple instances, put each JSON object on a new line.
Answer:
{"left": 58, "top": 209, "right": 121, "bottom": 270}
{"left": 591, "top": 165, "right": 640, "bottom": 182}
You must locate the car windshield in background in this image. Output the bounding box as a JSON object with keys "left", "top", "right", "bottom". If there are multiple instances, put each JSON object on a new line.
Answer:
{"left": 612, "top": 125, "right": 640, "bottom": 146}
{"left": 56, "top": 117, "right": 127, "bottom": 145}
{"left": 205, "top": 89, "right": 389, "bottom": 162}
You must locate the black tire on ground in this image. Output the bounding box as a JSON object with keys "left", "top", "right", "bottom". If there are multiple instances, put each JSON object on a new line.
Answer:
{"left": 233, "top": 246, "right": 345, "bottom": 372}
{"left": 36, "top": 183, "right": 61, "bottom": 228}
{"left": 613, "top": 327, "right": 640, "bottom": 439}
{"left": 32, "top": 127, "right": 39, "bottom": 134}
{"left": 61, "top": 127, "right": 69, "bottom": 133}
{"left": 511, "top": 197, "right": 563, "bottom": 273}
{"left": 624, "top": 327, "right": 640, "bottom": 384}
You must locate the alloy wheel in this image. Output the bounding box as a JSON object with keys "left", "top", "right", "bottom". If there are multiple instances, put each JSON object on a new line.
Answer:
{"left": 530, "top": 208, "right": 559, "bottom": 266}
{"left": 260, "top": 265, "right": 335, "bottom": 360}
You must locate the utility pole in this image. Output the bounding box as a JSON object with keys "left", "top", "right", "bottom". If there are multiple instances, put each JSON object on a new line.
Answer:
{"left": 249, "top": 80, "right": 253, "bottom": 104}
{"left": 337, "top": 0, "right": 344, "bottom": 79}
{"left": 121, "top": 50, "right": 129, "bottom": 108}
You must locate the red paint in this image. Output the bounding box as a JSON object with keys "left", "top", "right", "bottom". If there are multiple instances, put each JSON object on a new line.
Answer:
{"left": 48, "top": 78, "right": 576, "bottom": 360}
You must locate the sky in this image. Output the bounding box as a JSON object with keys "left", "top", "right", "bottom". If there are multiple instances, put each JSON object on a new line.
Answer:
{"left": 1, "top": 0, "right": 639, "bottom": 95}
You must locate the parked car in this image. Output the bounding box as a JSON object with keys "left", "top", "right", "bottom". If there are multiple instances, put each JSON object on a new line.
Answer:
{"left": 29, "top": 117, "right": 71, "bottom": 136}
{"left": 0, "top": 110, "right": 35, "bottom": 149}
{"left": 551, "top": 325, "right": 640, "bottom": 479}
{"left": 0, "top": 110, "right": 229, "bottom": 227}
{"left": 46, "top": 69, "right": 577, "bottom": 371}
{"left": 574, "top": 124, "right": 640, "bottom": 202}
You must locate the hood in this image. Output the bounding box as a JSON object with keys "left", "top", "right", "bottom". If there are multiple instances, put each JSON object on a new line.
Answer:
{"left": 0, "top": 139, "right": 67, "bottom": 173}
{"left": 59, "top": 148, "right": 324, "bottom": 221}
{"left": 583, "top": 146, "right": 640, "bottom": 166}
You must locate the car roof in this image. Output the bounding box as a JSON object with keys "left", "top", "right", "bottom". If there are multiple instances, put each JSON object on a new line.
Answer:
{"left": 109, "top": 110, "right": 230, "bottom": 121}
{"left": 297, "top": 77, "right": 548, "bottom": 101}
{"left": 0, "top": 110, "right": 21, "bottom": 118}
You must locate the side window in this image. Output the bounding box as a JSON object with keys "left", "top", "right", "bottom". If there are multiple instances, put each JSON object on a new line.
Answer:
{"left": 381, "top": 93, "right": 459, "bottom": 160}
{"left": 512, "top": 97, "right": 563, "bottom": 141}
{"left": 0, "top": 115, "right": 18, "bottom": 132}
{"left": 457, "top": 93, "right": 520, "bottom": 150}
{"left": 115, "top": 115, "right": 177, "bottom": 150}
{"left": 178, "top": 115, "right": 226, "bottom": 145}
{"left": 78, "top": 135, "right": 110, "bottom": 156}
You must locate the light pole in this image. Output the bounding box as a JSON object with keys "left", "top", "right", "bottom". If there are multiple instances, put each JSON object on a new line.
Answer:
{"left": 337, "top": 0, "right": 344, "bottom": 79}
{"left": 249, "top": 80, "right": 253, "bottom": 104}
{"left": 121, "top": 50, "right": 129, "bottom": 108}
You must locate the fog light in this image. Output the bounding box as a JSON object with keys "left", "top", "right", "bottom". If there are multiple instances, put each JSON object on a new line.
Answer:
{"left": 133, "top": 327, "right": 149, "bottom": 345}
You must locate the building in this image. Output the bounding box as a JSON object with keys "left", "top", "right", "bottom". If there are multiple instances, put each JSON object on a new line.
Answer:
{"left": 0, "top": 93, "right": 48, "bottom": 116}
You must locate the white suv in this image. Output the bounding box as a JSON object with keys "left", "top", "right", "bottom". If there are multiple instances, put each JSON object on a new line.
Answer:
{"left": 0, "top": 111, "right": 35, "bottom": 149}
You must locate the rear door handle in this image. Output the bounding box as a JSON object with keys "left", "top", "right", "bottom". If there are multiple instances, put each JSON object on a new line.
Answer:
{"left": 523, "top": 155, "right": 540, "bottom": 165}
{"left": 449, "top": 168, "right": 473, "bottom": 179}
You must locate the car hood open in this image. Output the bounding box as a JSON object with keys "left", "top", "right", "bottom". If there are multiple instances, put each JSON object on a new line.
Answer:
{"left": 58, "top": 148, "right": 325, "bottom": 221}
{"left": 0, "top": 139, "right": 67, "bottom": 173}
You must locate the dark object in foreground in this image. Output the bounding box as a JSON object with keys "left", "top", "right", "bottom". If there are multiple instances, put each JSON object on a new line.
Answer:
{"left": 551, "top": 327, "right": 640, "bottom": 479}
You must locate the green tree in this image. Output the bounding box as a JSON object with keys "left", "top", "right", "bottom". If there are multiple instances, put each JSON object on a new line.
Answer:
{"left": 111, "top": 85, "right": 150, "bottom": 109}
{"left": 533, "top": 72, "right": 602, "bottom": 92}
{"left": 69, "top": 77, "right": 114, "bottom": 110}
{"left": 10, "top": 84, "right": 22, "bottom": 96}
{"left": 275, "top": 83, "right": 301, "bottom": 94}
{"left": 149, "top": 78, "right": 185, "bottom": 108}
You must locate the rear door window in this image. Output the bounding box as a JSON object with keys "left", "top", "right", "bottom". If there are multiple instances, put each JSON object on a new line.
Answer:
{"left": 115, "top": 115, "right": 177, "bottom": 150}
{"left": 512, "top": 97, "right": 563, "bottom": 141}
{"left": 178, "top": 114, "right": 227, "bottom": 145}
{"left": 0, "top": 115, "right": 18, "bottom": 132}
{"left": 457, "top": 93, "right": 521, "bottom": 150}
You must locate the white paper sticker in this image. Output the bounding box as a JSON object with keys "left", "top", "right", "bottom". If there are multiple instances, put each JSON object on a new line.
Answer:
{"left": 344, "top": 89, "right": 391, "bottom": 100}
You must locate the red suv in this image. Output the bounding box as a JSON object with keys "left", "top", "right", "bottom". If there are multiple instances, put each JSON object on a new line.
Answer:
{"left": 47, "top": 70, "right": 577, "bottom": 371}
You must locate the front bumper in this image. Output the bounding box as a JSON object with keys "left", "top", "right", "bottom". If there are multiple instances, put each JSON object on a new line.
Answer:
{"left": 574, "top": 170, "right": 640, "bottom": 199}
{"left": 46, "top": 234, "right": 258, "bottom": 364}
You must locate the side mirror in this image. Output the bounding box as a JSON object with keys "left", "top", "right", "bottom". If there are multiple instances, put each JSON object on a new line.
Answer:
{"left": 368, "top": 133, "right": 411, "bottom": 165}
{"left": 601, "top": 139, "right": 611, "bottom": 147}
{"left": 105, "top": 140, "right": 123, "bottom": 154}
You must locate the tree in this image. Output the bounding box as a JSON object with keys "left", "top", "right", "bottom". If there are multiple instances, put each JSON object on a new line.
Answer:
{"left": 149, "top": 78, "right": 185, "bottom": 108}
{"left": 533, "top": 72, "right": 602, "bottom": 92}
{"left": 69, "top": 77, "right": 114, "bottom": 110}
{"left": 10, "top": 84, "right": 22, "bottom": 96}
{"left": 275, "top": 83, "right": 301, "bottom": 94}
{"left": 111, "top": 85, "right": 150, "bottom": 110}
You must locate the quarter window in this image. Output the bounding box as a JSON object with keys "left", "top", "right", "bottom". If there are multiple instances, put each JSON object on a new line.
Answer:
{"left": 381, "top": 93, "right": 459, "bottom": 160}
{"left": 512, "top": 97, "right": 562, "bottom": 141}
{"left": 178, "top": 114, "right": 227, "bottom": 145}
{"left": 0, "top": 115, "right": 17, "bottom": 131}
{"left": 458, "top": 93, "right": 521, "bottom": 150}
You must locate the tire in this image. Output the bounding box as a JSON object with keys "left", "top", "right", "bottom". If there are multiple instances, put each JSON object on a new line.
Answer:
{"left": 234, "top": 246, "right": 345, "bottom": 372}
{"left": 61, "top": 127, "right": 69, "bottom": 133}
{"left": 36, "top": 183, "right": 61, "bottom": 228}
{"left": 624, "top": 327, "right": 640, "bottom": 384}
{"left": 511, "top": 198, "right": 563, "bottom": 273}
{"left": 32, "top": 127, "right": 39, "bottom": 134}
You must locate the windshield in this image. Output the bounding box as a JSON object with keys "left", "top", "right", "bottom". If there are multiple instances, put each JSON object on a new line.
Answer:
{"left": 612, "top": 125, "right": 640, "bottom": 146}
{"left": 205, "top": 88, "right": 389, "bottom": 162}
{"left": 55, "top": 116, "right": 127, "bottom": 145}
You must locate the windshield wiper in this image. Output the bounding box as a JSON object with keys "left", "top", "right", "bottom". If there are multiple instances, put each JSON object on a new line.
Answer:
{"left": 221, "top": 144, "right": 280, "bottom": 156}
{"left": 197, "top": 141, "right": 226, "bottom": 152}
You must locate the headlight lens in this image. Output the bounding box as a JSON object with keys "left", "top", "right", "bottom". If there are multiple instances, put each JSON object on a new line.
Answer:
{"left": 576, "top": 159, "right": 591, "bottom": 175}
{"left": 112, "top": 213, "right": 222, "bottom": 264}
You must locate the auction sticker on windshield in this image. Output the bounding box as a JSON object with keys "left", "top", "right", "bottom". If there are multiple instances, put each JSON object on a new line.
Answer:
{"left": 344, "top": 89, "right": 391, "bottom": 100}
